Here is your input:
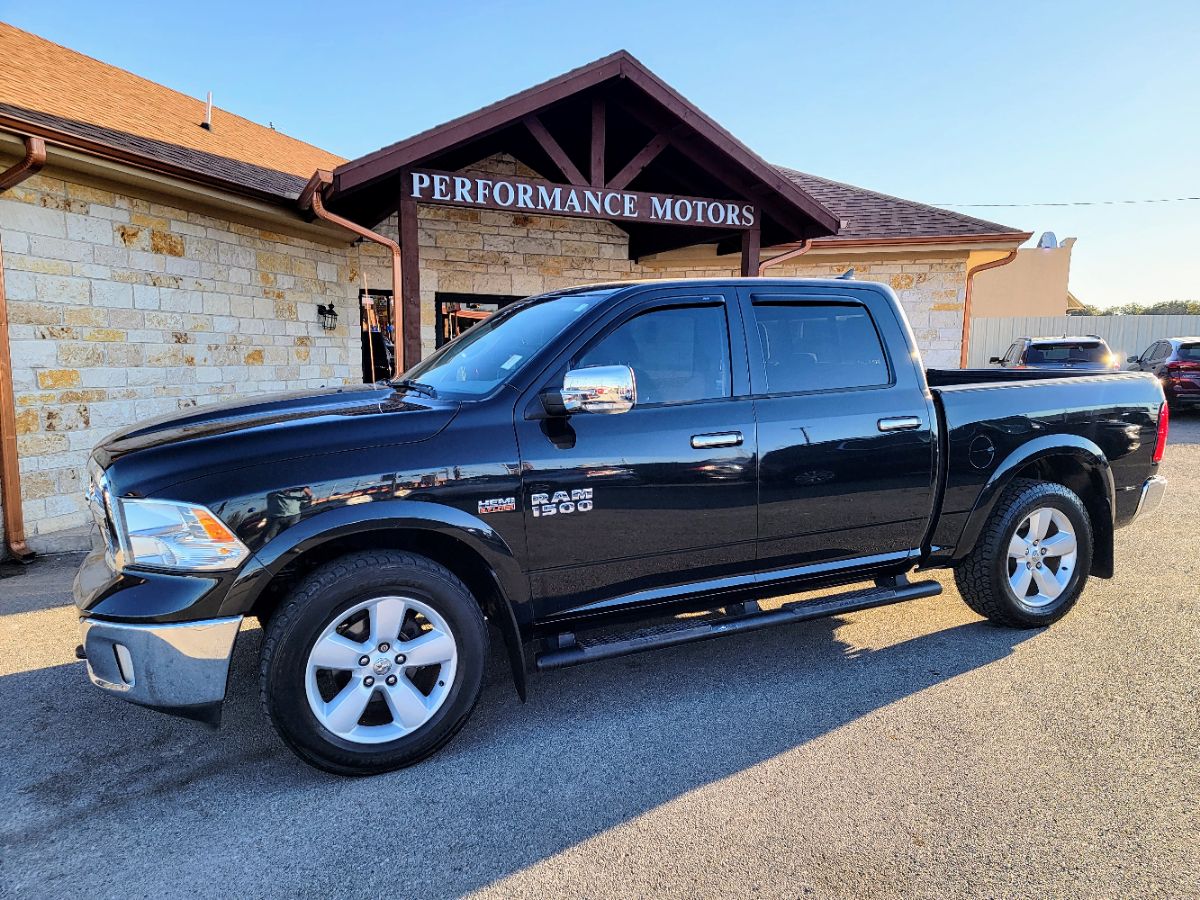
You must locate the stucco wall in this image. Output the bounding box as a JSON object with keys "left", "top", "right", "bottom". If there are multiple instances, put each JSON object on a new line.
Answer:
{"left": 0, "top": 167, "right": 359, "bottom": 538}
{"left": 970, "top": 239, "right": 1073, "bottom": 318}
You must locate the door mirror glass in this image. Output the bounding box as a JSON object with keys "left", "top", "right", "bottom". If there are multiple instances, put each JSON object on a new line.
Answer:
{"left": 560, "top": 365, "right": 636, "bottom": 414}
{"left": 989, "top": 356, "right": 1002, "bottom": 365}
{"left": 1127, "top": 355, "right": 1139, "bottom": 363}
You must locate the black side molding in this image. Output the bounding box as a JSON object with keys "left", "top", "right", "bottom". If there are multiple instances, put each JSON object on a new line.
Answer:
{"left": 536, "top": 575, "right": 943, "bottom": 671}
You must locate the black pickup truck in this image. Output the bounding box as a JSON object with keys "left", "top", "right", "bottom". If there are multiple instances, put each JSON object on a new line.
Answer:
{"left": 75, "top": 278, "right": 1169, "bottom": 774}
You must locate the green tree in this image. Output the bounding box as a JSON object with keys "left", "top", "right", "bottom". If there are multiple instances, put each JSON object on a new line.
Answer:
{"left": 1078, "top": 300, "right": 1200, "bottom": 316}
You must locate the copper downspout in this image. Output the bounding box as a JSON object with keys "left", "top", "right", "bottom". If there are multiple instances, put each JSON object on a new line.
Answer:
{"left": 960, "top": 249, "right": 1018, "bottom": 368}
{"left": 0, "top": 136, "right": 48, "bottom": 560}
{"left": 756, "top": 239, "right": 813, "bottom": 275}
{"left": 301, "top": 171, "right": 404, "bottom": 380}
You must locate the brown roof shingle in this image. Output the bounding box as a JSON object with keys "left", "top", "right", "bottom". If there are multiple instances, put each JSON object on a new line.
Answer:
{"left": 0, "top": 21, "right": 344, "bottom": 179}
{"left": 776, "top": 166, "right": 1025, "bottom": 242}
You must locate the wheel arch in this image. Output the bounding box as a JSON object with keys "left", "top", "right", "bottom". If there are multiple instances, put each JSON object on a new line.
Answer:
{"left": 954, "top": 436, "right": 1115, "bottom": 577}
{"left": 225, "top": 501, "right": 530, "bottom": 700}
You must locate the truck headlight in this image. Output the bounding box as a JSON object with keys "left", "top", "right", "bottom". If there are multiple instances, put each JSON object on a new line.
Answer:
{"left": 116, "top": 498, "right": 249, "bottom": 571}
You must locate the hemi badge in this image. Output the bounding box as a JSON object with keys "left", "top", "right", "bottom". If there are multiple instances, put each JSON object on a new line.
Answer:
{"left": 478, "top": 497, "right": 516, "bottom": 514}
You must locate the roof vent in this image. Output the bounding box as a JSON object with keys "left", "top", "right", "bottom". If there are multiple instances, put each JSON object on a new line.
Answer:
{"left": 200, "top": 92, "right": 213, "bottom": 131}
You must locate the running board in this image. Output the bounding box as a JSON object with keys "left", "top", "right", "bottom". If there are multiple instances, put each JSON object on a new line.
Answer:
{"left": 535, "top": 576, "right": 942, "bottom": 671}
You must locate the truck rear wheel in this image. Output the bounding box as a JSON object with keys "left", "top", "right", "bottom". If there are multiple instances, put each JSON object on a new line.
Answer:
{"left": 954, "top": 478, "right": 1093, "bottom": 628}
{"left": 259, "top": 550, "right": 488, "bottom": 775}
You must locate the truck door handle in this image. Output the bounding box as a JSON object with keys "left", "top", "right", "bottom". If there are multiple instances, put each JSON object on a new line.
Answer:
{"left": 691, "top": 431, "right": 743, "bottom": 449}
{"left": 877, "top": 416, "right": 923, "bottom": 432}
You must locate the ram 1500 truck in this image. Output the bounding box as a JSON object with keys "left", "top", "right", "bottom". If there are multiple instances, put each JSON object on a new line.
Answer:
{"left": 74, "top": 278, "right": 1170, "bottom": 774}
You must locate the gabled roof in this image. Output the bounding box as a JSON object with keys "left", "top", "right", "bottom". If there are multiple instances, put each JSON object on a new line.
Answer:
{"left": 328, "top": 50, "right": 842, "bottom": 247}
{"left": 776, "top": 167, "right": 1027, "bottom": 244}
{"left": 0, "top": 21, "right": 343, "bottom": 179}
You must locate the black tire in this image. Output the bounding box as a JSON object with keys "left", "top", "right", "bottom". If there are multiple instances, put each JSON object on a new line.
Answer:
{"left": 259, "top": 550, "right": 488, "bottom": 775}
{"left": 954, "top": 478, "right": 1094, "bottom": 628}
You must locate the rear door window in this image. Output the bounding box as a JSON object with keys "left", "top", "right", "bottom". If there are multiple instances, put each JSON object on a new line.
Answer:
{"left": 749, "top": 302, "right": 889, "bottom": 394}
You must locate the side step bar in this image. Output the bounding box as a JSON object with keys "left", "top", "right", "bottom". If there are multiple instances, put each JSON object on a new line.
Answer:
{"left": 535, "top": 576, "right": 942, "bottom": 671}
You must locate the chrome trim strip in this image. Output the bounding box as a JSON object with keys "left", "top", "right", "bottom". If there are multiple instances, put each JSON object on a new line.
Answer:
{"left": 79, "top": 616, "right": 242, "bottom": 709}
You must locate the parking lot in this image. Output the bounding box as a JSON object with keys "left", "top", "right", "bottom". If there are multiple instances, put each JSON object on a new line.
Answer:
{"left": 1, "top": 416, "right": 1196, "bottom": 899}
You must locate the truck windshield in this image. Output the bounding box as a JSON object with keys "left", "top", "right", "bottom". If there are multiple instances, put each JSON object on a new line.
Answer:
{"left": 397, "top": 288, "right": 617, "bottom": 398}
{"left": 1025, "top": 342, "right": 1109, "bottom": 365}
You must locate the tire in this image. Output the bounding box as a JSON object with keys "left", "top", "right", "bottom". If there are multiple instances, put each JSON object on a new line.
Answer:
{"left": 259, "top": 550, "right": 488, "bottom": 775}
{"left": 954, "top": 478, "right": 1094, "bottom": 628}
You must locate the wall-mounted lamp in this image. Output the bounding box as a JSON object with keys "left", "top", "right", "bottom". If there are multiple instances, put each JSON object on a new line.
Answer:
{"left": 316, "top": 303, "right": 338, "bottom": 331}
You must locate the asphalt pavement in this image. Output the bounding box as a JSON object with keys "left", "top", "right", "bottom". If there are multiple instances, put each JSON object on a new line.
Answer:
{"left": 1, "top": 416, "right": 1197, "bottom": 899}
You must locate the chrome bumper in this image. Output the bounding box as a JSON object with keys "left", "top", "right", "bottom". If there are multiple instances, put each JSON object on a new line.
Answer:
{"left": 1134, "top": 475, "right": 1168, "bottom": 520}
{"left": 78, "top": 615, "right": 242, "bottom": 723}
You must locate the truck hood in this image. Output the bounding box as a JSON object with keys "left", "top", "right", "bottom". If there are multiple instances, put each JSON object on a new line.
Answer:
{"left": 95, "top": 385, "right": 460, "bottom": 496}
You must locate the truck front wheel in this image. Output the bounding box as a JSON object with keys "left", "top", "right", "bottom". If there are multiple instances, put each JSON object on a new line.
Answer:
{"left": 954, "top": 478, "right": 1094, "bottom": 628}
{"left": 259, "top": 550, "right": 488, "bottom": 775}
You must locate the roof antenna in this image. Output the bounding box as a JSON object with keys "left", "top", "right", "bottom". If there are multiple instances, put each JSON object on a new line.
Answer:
{"left": 837, "top": 267, "right": 855, "bottom": 280}
{"left": 201, "top": 92, "right": 213, "bottom": 130}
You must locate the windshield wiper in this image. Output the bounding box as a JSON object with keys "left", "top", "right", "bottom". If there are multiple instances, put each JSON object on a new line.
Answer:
{"left": 388, "top": 378, "right": 438, "bottom": 398}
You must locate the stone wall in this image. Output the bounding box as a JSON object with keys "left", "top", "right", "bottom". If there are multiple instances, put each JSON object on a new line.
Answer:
{"left": 0, "top": 167, "right": 359, "bottom": 539}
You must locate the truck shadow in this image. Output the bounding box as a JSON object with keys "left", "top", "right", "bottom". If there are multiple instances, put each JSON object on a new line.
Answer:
{"left": 0, "top": 603, "right": 1036, "bottom": 897}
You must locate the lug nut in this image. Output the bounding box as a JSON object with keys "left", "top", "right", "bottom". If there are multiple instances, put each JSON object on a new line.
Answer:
{"left": 395, "top": 654, "right": 407, "bottom": 665}
{"left": 386, "top": 674, "right": 398, "bottom": 686}
{"left": 1040, "top": 548, "right": 1048, "bottom": 555}
{"left": 1036, "top": 562, "right": 1043, "bottom": 568}
{"left": 363, "top": 676, "right": 375, "bottom": 687}
{"left": 358, "top": 655, "right": 370, "bottom": 667}
{"left": 378, "top": 642, "right": 390, "bottom": 652}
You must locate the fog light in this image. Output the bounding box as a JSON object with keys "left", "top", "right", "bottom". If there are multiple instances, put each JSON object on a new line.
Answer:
{"left": 113, "top": 643, "right": 134, "bottom": 685}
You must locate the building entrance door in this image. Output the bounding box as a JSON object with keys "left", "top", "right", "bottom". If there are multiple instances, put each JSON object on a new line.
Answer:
{"left": 434, "top": 292, "right": 524, "bottom": 348}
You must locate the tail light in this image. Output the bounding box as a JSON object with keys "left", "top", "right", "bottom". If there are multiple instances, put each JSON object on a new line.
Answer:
{"left": 1167, "top": 362, "right": 1200, "bottom": 377}
{"left": 1152, "top": 402, "right": 1169, "bottom": 463}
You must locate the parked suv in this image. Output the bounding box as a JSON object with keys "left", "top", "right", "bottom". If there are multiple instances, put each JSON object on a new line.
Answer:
{"left": 1127, "top": 338, "right": 1200, "bottom": 410}
{"left": 991, "top": 336, "right": 1118, "bottom": 371}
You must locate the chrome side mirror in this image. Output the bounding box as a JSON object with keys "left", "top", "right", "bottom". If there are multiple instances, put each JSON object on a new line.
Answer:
{"left": 561, "top": 365, "right": 636, "bottom": 414}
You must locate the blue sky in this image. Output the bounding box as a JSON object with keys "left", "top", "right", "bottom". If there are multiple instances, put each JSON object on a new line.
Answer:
{"left": 3, "top": 1, "right": 1197, "bottom": 305}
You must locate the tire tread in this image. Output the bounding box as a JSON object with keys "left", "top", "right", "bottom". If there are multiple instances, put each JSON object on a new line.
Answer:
{"left": 258, "top": 549, "right": 486, "bottom": 775}
{"left": 954, "top": 478, "right": 1091, "bottom": 628}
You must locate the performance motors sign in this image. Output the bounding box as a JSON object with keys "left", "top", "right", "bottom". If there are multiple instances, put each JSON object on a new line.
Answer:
{"left": 408, "top": 169, "right": 757, "bottom": 229}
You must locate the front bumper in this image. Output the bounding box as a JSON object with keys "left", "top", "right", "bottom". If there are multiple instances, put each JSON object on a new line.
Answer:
{"left": 1133, "top": 475, "right": 1168, "bottom": 520}
{"left": 78, "top": 615, "right": 242, "bottom": 725}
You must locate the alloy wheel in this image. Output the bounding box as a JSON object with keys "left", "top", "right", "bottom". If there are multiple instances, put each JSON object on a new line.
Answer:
{"left": 304, "top": 595, "right": 458, "bottom": 744}
{"left": 1006, "top": 506, "right": 1079, "bottom": 610}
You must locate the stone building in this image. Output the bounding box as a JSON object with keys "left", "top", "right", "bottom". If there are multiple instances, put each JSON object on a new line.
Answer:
{"left": 0, "top": 22, "right": 1030, "bottom": 554}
